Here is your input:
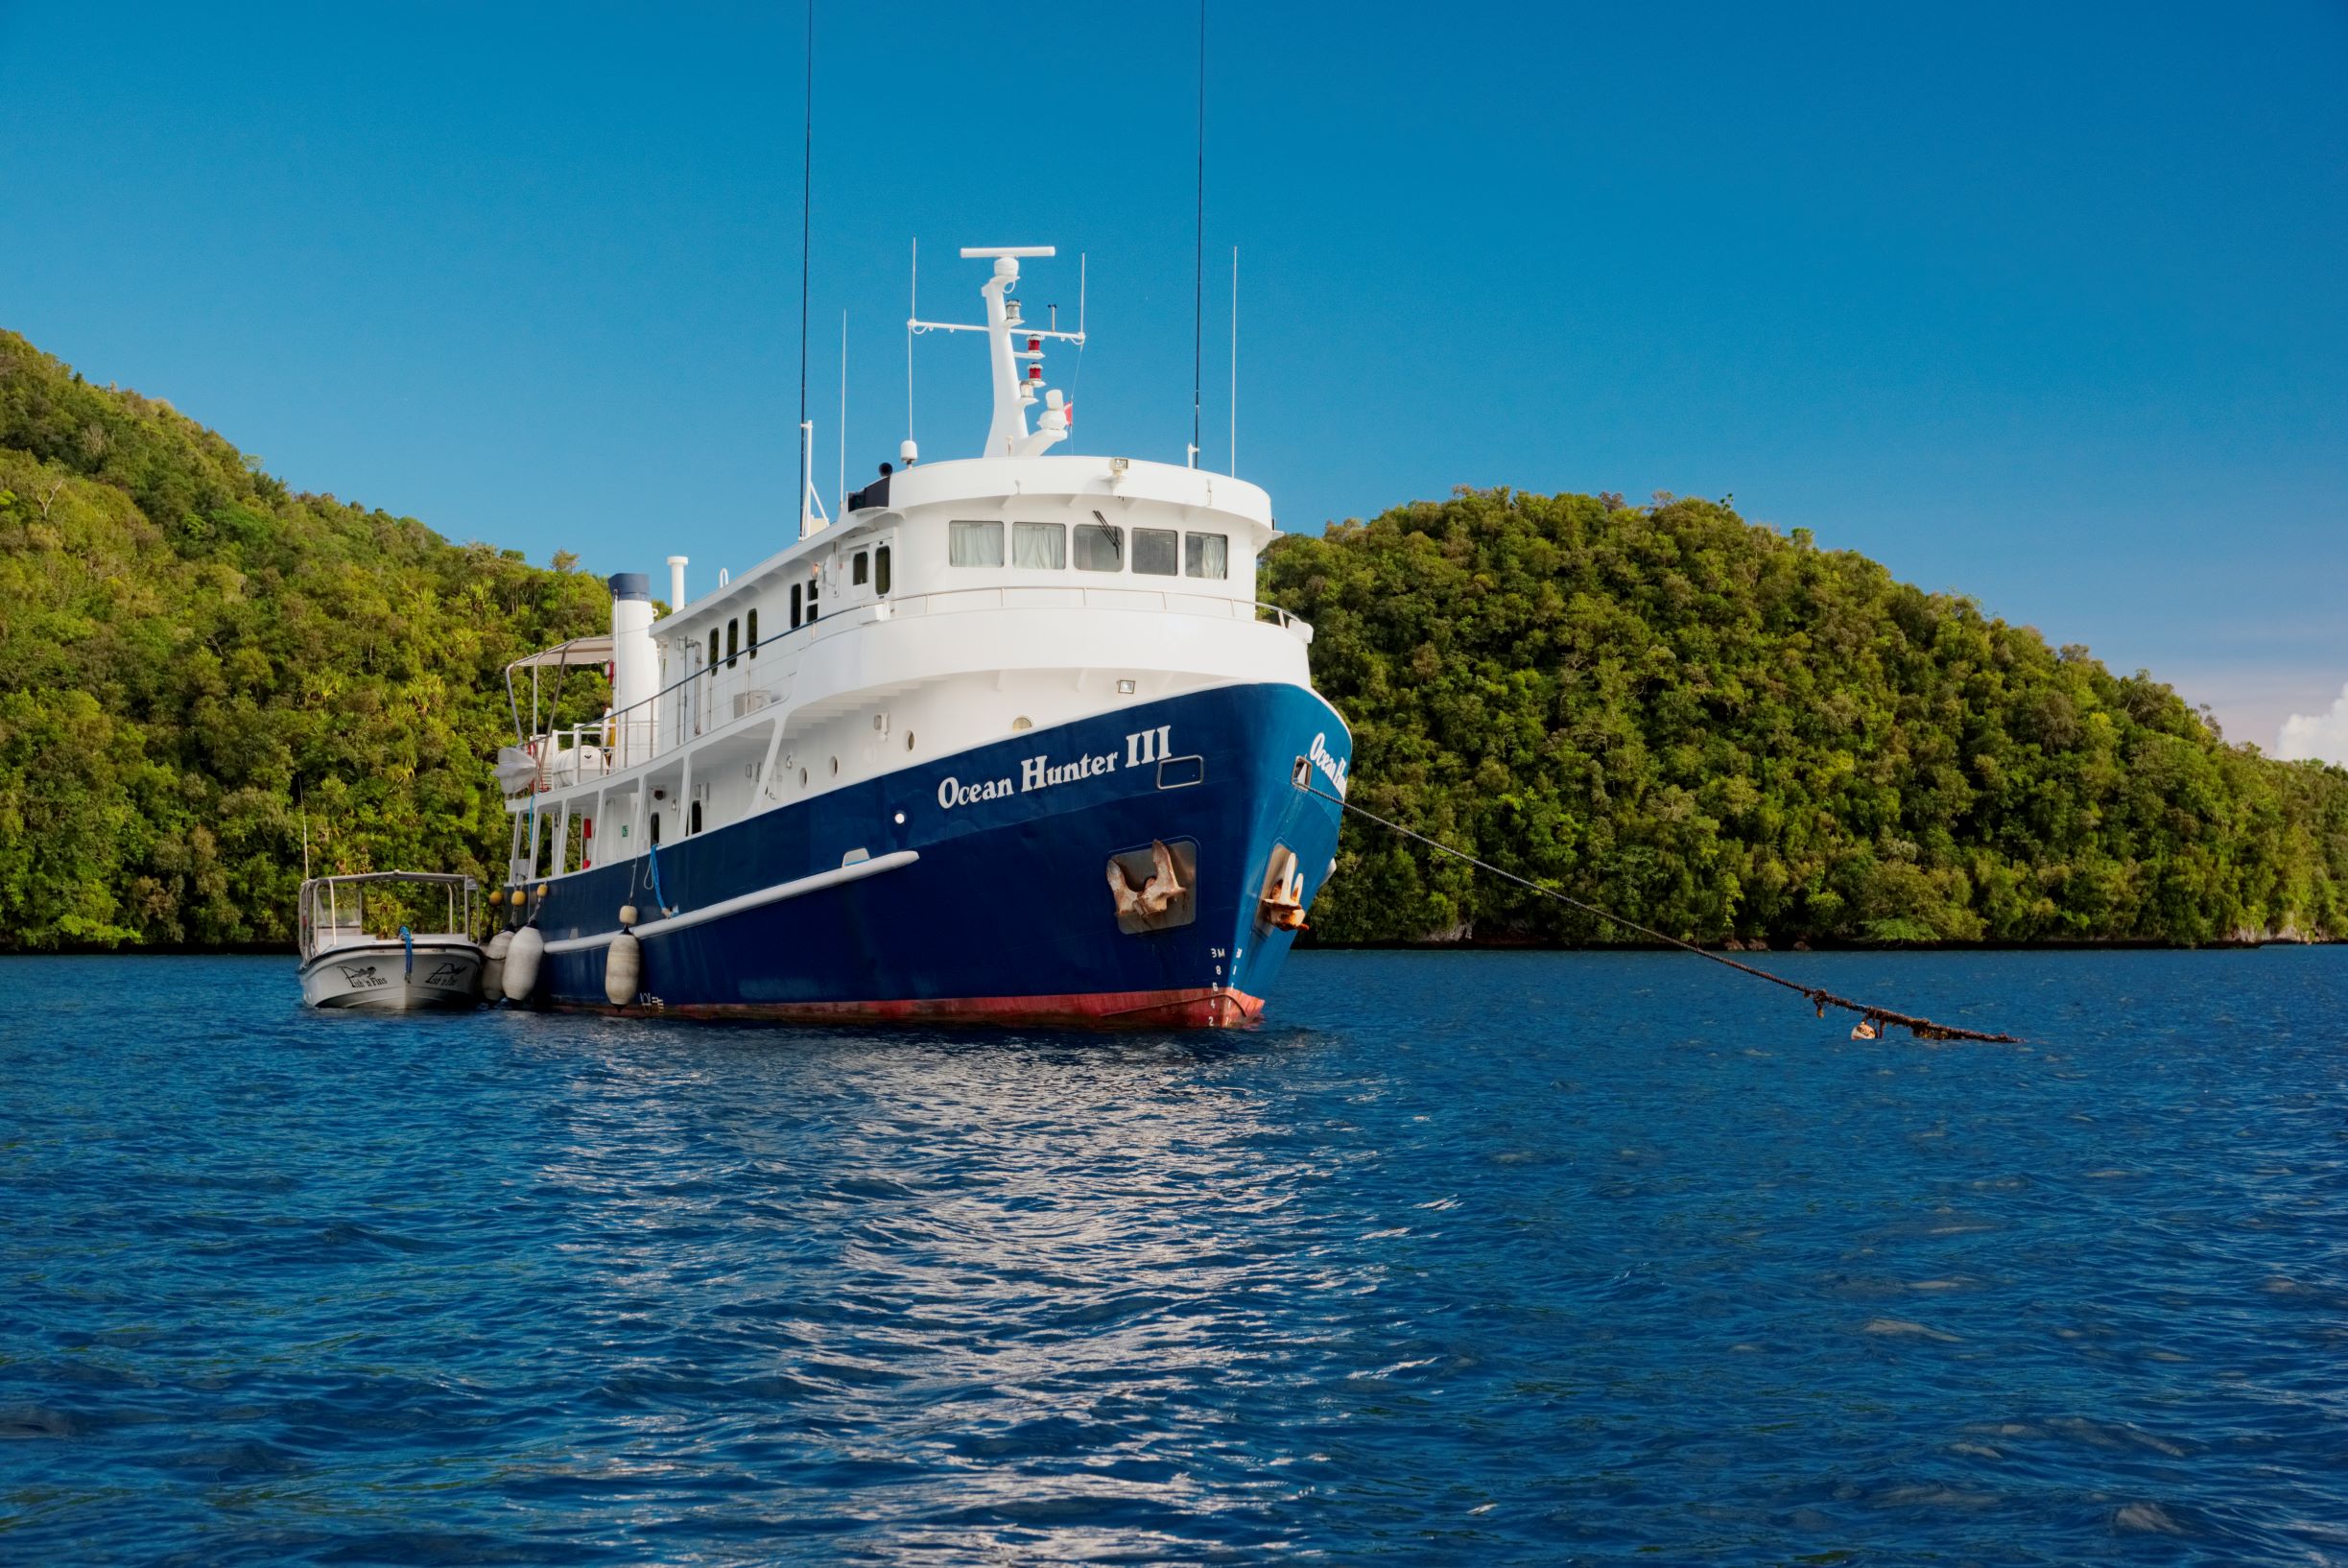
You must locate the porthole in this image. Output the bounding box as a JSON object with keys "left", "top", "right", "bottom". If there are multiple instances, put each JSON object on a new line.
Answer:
{"left": 905, "top": 731, "right": 915, "bottom": 750}
{"left": 799, "top": 768, "right": 809, "bottom": 786}
{"left": 1011, "top": 716, "right": 1033, "bottom": 732}
{"left": 830, "top": 756, "right": 840, "bottom": 776}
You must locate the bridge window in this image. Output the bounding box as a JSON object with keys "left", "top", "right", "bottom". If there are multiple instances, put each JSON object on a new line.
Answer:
{"left": 875, "top": 544, "right": 890, "bottom": 595}
{"left": 1074, "top": 520, "right": 1124, "bottom": 572}
{"left": 791, "top": 582, "right": 802, "bottom": 628}
{"left": 1133, "top": 528, "right": 1179, "bottom": 577}
{"left": 726, "top": 617, "right": 739, "bottom": 667}
{"left": 707, "top": 630, "right": 719, "bottom": 673}
{"left": 950, "top": 519, "right": 1004, "bottom": 567}
{"left": 853, "top": 550, "right": 868, "bottom": 586}
{"left": 1014, "top": 521, "right": 1066, "bottom": 569}
{"left": 747, "top": 608, "right": 759, "bottom": 656}
{"left": 1185, "top": 532, "right": 1228, "bottom": 579}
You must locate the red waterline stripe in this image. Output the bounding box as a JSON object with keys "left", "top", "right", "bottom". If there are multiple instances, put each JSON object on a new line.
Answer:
{"left": 558, "top": 986, "right": 1266, "bottom": 1031}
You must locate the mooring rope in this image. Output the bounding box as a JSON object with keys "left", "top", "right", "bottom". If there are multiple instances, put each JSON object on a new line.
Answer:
{"left": 1299, "top": 783, "right": 2022, "bottom": 1044}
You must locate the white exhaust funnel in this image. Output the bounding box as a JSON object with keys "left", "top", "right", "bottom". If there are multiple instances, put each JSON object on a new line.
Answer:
{"left": 607, "top": 573, "right": 657, "bottom": 764}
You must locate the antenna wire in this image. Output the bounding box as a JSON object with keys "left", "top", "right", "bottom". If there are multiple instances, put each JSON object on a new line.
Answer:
{"left": 797, "top": 0, "right": 814, "bottom": 515}
{"left": 1192, "top": 0, "right": 1204, "bottom": 468}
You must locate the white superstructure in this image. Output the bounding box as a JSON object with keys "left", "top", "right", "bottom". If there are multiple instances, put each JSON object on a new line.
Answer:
{"left": 502, "top": 249, "right": 1315, "bottom": 889}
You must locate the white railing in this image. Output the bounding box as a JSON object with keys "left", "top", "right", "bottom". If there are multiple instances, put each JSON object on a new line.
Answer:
{"left": 505, "top": 588, "right": 1313, "bottom": 796}
{"left": 881, "top": 583, "right": 1312, "bottom": 636}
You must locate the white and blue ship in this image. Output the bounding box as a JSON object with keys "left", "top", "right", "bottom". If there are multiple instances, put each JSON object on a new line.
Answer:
{"left": 494, "top": 247, "right": 1349, "bottom": 1027}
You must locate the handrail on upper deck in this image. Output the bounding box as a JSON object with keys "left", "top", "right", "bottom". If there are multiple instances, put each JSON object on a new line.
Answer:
{"left": 503, "top": 587, "right": 1314, "bottom": 796}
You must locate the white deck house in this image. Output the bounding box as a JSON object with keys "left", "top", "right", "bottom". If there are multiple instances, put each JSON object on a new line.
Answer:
{"left": 504, "top": 250, "right": 1315, "bottom": 889}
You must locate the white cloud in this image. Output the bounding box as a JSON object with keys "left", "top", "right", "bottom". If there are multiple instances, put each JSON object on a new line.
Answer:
{"left": 2276, "top": 684, "right": 2348, "bottom": 765}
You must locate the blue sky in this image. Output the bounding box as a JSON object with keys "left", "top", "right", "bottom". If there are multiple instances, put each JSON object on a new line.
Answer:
{"left": 4, "top": 1, "right": 2344, "bottom": 750}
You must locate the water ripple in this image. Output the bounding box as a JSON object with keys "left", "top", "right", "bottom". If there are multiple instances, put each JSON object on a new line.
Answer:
{"left": 3, "top": 950, "right": 2346, "bottom": 1562}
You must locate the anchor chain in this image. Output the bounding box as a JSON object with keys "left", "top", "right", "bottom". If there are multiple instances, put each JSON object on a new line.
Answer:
{"left": 1297, "top": 781, "right": 2023, "bottom": 1045}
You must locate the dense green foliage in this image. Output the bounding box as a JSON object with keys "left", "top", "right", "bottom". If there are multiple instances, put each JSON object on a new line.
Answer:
{"left": 0, "top": 332, "right": 607, "bottom": 949}
{"left": 1264, "top": 489, "right": 2348, "bottom": 945}
{"left": 6, "top": 330, "right": 2340, "bottom": 951}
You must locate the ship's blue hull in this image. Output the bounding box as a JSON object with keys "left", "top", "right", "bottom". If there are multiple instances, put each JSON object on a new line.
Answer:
{"left": 523, "top": 682, "right": 1350, "bottom": 1026}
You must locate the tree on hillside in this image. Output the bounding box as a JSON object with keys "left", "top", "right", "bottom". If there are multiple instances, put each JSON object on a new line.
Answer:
{"left": 0, "top": 331, "right": 608, "bottom": 950}
{"left": 1261, "top": 488, "right": 2348, "bottom": 946}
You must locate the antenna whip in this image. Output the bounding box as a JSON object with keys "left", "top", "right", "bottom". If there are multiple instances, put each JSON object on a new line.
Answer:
{"left": 1191, "top": 0, "right": 1205, "bottom": 468}
{"left": 797, "top": 0, "right": 814, "bottom": 515}
{"left": 838, "top": 308, "right": 847, "bottom": 515}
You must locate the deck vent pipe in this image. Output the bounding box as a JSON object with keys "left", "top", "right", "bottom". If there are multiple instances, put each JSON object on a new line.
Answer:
{"left": 667, "top": 556, "right": 688, "bottom": 610}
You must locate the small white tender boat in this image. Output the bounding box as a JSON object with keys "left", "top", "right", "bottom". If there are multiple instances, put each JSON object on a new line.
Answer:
{"left": 296, "top": 871, "right": 486, "bottom": 1010}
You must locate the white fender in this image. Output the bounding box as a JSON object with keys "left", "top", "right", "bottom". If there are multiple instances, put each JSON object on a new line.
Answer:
{"left": 482, "top": 928, "right": 513, "bottom": 1001}
{"left": 604, "top": 932, "right": 641, "bottom": 1007}
{"left": 604, "top": 907, "right": 642, "bottom": 1007}
{"left": 502, "top": 924, "right": 544, "bottom": 1003}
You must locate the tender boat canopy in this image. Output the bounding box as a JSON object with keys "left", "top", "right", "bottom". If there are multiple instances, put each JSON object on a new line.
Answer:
{"left": 509, "top": 635, "right": 613, "bottom": 671}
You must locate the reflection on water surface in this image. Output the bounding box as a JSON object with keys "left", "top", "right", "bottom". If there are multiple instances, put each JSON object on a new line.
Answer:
{"left": 4, "top": 949, "right": 2346, "bottom": 1563}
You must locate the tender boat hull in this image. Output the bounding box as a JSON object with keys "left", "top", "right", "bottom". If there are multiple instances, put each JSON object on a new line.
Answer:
{"left": 524, "top": 682, "right": 1348, "bottom": 1027}
{"left": 299, "top": 938, "right": 485, "bottom": 1010}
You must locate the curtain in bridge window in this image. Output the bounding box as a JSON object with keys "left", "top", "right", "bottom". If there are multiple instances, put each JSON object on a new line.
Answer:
{"left": 949, "top": 519, "right": 1004, "bottom": 567}
{"left": 1013, "top": 522, "right": 1066, "bottom": 569}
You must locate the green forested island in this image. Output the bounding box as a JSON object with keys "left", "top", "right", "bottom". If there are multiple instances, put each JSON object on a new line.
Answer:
{"left": 3, "top": 330, "right": 2342, "bottom": 951}
{"left": 0, "top": 332, "right": 607, "bottom": 948}
{"left": 1269, "top": 493, "right": 2348, "bottom": 945}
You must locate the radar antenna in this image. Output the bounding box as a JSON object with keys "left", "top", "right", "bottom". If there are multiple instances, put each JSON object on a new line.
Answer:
{"left": 909, "top": 248, "right": 1086, "bottom": 458}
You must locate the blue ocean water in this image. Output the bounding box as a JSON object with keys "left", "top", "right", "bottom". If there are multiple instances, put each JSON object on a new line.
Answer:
{"left": 3, "top": 951, "right": 2345, "bottom": 1565}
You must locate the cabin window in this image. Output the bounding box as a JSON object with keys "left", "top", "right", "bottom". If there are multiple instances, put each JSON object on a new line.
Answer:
{"left": 950, "top": 518, "right": 1005, "bottom": 567}
{"left": 689, "top": 799, "right": 703, "bottom": 835}
{"left": 707, "top": 630, "right": 719, "bottom": 673}
{"left": 1013, "top": 521, "right": 1066, "bottom": 569}
{"left": 874, "top": 544, "right": 891, "bottom": 595}
{"left": 853, "top": 551, "right": 869, "bottom": 586}
{"left": 726, "top": 617, "right": 739, "bottom": 667}
{"left": 1074, "top": 520, "right": 1124, "bottom": 572}
{"left": 807, "top": 574, "right": 818, "bottom": 619}
{"left": 791, "top": 582, "right": 802, "bottom": 627}
{"left": 747, "top": 608, "right": 759, "bottom": 656}
{"left": 1185, "top": 532, "right": 1229, "bottom": 579}
{"left": 650, "top": 811, "right": 661, "bottom": 845}
{"left": 1133, "top": 528, "right": 1179, "bottom": 576}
